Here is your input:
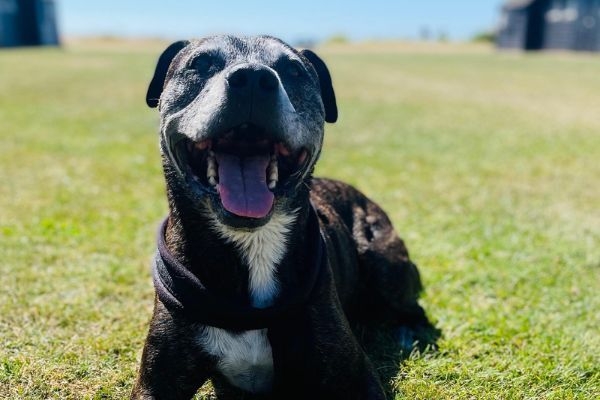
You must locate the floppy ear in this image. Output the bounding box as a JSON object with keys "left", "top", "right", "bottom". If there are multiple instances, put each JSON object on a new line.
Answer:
{"left": 146, "top": 40, "right": 190, "bottom": 108}
{"left": 300, "top": 49, "right": 338, "bottom": 123}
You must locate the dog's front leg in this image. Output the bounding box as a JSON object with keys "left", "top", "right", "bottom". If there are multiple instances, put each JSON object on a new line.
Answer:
{"left": 131, "top": 302, "right": 213, "bottom": 400}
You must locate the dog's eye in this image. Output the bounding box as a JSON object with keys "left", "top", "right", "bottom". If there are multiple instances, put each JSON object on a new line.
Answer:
{"left": 188, "top": 54, "right": 215, "bottom": 75}
{"left": 287, "top": 60, "right": 304, "bottom": 78}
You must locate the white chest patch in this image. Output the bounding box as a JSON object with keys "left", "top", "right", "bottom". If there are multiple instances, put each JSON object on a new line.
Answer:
{"left": 211, "top": 210, "right": 297, "bottom": 308}
{"left": 200, "top": 210, "right": 297, "bottom": 392}
{"left": 199, "top": 327, "right": 274, "bottom": 393}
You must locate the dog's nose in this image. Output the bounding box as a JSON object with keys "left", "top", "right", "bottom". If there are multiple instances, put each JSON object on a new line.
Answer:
{"left": 227, "top": 65, "right": 279, "bottom": 94}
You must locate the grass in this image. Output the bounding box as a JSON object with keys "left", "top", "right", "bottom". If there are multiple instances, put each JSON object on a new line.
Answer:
{"left": 0, "top": 39, "right": 598, "bottom": 399}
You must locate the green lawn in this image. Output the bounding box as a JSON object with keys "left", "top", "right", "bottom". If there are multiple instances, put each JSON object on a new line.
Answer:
{"left": 0, "top": 40, "right": 598, "bottom": 399}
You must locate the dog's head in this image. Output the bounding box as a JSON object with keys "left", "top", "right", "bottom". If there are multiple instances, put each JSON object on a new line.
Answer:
{"left": 147, "top": 35, "right": 337, "bottom": 228}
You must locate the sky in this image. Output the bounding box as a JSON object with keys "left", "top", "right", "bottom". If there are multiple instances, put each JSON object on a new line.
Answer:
{"left": 57, "top": 0, "right": 504, "bottom": 43}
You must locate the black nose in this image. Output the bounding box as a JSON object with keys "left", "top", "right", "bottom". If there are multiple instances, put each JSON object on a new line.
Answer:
{"left": 227, "top": 65, "right": 279, "bottom": 94}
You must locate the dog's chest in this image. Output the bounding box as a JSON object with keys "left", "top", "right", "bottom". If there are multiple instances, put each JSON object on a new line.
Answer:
{"left": 200, "top": 212, "right": 296, "bottom": 392}
{"left": 200, "top": 327, "right": 274, "bottom": 393}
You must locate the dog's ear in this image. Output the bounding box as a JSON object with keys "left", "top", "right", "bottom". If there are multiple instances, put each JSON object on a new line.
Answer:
{"left": 300, "top": 49, "right": 338, "bottom": 123}
{"left": 146, "top": 40, "right": 190, "bottom": 108}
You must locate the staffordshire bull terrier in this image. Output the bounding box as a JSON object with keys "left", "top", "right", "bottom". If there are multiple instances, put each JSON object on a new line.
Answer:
{"left": 132, "top": 35, "right": 430, "bottom": 399}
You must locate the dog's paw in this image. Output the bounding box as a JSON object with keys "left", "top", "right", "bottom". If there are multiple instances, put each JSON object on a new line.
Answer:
{"left": 395, "top": 326, "right": 418, "bottom": 352}
{"left": 395, "top": 323, "right": 441, "bottom": 354}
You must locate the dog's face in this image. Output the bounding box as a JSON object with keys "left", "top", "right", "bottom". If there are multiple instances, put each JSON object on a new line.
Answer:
{"left": 147, "top": 35, "right": 337, "bottom": 228}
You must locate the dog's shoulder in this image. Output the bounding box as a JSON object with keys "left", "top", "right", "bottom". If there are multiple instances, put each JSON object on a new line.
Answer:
{"left": 310, "top": 177, "right": 368, "bottom": 217}
{"left": 310, "top": 177, "right": 384, "bottom": 226}
{"left": 311, "top": 177, "right": 365, "bottom": 203}
{"left": 310, "top": 177, "right": 407, "bottom": 256}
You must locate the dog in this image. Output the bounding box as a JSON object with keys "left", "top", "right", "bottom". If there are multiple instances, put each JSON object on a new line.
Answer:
{"left": 131, "top": 35, "right": 430, "bottom": 400}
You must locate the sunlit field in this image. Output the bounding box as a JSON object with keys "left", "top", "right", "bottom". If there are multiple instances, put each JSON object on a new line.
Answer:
{"left": 1, "top": 39, "right": 598, "bottom": 399}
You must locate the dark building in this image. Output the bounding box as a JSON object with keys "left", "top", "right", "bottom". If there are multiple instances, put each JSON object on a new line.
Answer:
{"left": 497, "top": 0, "right": 600, "bottom": 51}
{"left": 0, "top": 0, "right": 59, "bottom": 47}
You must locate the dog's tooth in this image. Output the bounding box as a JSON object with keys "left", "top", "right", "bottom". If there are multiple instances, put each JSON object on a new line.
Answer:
{"left": 206, "top": 152, "right": 218, "bottom": 181}
{"left": 207, "top": 153, "right": 216, "bottom": 165}
{"left": 267, "top": 156, "right": 278, "bottom": 190}
{"left": 268, "top": 158, "right": 278, "bottom": 181}
{"left": 269, "top": 155, "right": 278, "bottom": 168}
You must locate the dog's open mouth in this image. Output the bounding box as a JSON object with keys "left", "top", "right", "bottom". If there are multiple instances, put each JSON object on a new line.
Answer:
{"left": 174, "top": 123, "right": 308, "bottom": 219}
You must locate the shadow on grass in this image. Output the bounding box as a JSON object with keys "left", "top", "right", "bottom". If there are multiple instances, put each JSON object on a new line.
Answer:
{"left": 356, "top": 319, "right": 442, "bottom": 398}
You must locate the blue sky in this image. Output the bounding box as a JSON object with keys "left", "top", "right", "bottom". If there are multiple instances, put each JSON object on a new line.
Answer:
{"left": 57, "top": 0, "right": 504, "bottom": 43}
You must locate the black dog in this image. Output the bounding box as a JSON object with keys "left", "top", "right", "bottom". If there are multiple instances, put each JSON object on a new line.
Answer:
{"left": 132, "top": 35, "right": 430, "bottom": 399}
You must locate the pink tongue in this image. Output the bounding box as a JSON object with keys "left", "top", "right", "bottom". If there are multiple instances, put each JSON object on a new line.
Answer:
{"left": 215, "top": 153, "right": 274, "bottom": 218}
